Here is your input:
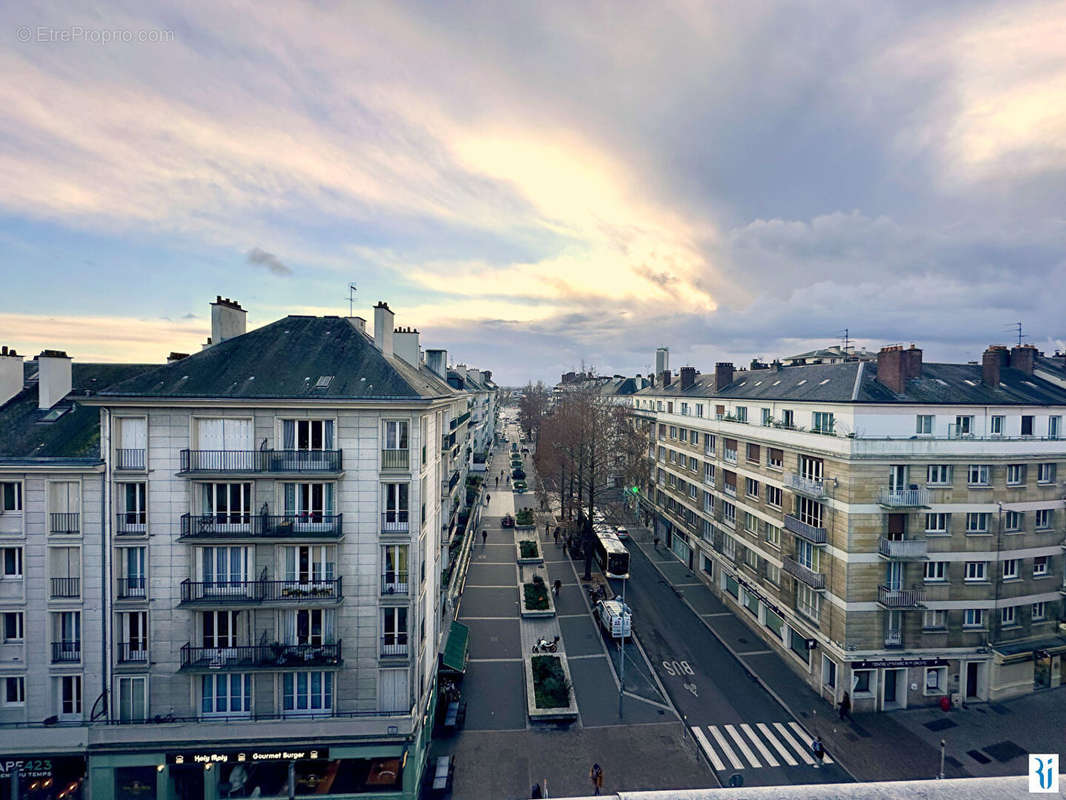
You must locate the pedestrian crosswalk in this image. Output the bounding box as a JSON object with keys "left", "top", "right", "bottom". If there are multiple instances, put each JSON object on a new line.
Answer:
{"left": 690, "top": 721, "right": 834, "bottom": 771}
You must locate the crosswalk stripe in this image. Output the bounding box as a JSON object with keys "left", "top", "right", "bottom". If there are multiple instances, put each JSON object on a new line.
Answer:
{"left": 756, "top": 723, "right": 798, "bottom": 766}
{"left": 724, "top": 724, "right": 762, "bottom": 768}
{"left": 739, "top": 723, "right": 779, "bottom": 767}
{"left": 691, "top": 726, "right": 726, "bottom": 772}
{"left": 772, "top": 722, "right": 816, "bottom": 765}
{"left": 787, "top": 721, "right": 834, "bottom": 764}
{"left": 707, "top": 725, "right": 746, "bottom": 770}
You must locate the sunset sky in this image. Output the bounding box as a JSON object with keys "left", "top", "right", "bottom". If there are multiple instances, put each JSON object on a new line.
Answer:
{"left": 1, "top": 1, "right": 1065, "bottom": 384}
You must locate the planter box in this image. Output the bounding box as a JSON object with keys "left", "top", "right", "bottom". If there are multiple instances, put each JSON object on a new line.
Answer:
{"left": 518, "top": 565, "right": 554, "bottom": 618}
{"left": 515, "top": 536, "right": 543, "bottom": 565}
{"left": 525, "top": 654, "right": 578, "bottom": 721}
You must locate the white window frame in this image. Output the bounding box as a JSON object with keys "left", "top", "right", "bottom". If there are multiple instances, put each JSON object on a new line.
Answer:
{"left": 924, "top": 667, "right": 947, "bottom": 695}
{"left": 3, "top": 676, "right": 25, "bottom": 706}
{"left": 926, "top": 465, "right": 951, "bottom": 486}
{"left": 963, "top": 608, "right": 985, "bottom": 628}
{"left": 989, "top": 415, "right": 1004, "bottom": 435}
{"left": 3, "top": 611, "right": 24, "bottom": 642}
{"left": 1035, "top": 509, "right": 1053, "bottom": 530}
{"left": 1000, "top": 605, "right": 1016, "bottom": 627}
{"left": 1, "top": 481, "right": 23, "bottom": 512}
{"left": 967, "top": 465, "right": 989, "bottom": 486}
{"left": 200, "top": 673, "right": 252, "bottom": 718}
{"left": 965, "top": 512, "right": 989, "bottom": 534}
{"left": 1037, "top": 463, "right": 1056, "bottom": 484}
{"left": 282, "top": 671, "right": 334, "bottom": 715}
{"left": 1006, "top": 464, "right": 1024, "bottom": 486}
{"left": 2, "top": 547, "right": 24, "bottom": 578}
{"left": 923, "top": 561, "right": 947, "bottom": 582}
{"left": 1032, "top": 601, "right": 1047, "bottom": 620}
{"left": 117, "top": 675, "right": 147, "bottom": 722}
{"left": 1001, "top": 559, "right": 1018, "bottom": 580}
{"left": 925, "top": 513, "right": 949, "bottom": 534}
{"left": 964, "top": 561, "right": 986, "bottom": 582}
{"left": 59, "top": 674, "right": 82, "bottom": 719}
{"left": 923, "top": 610, "right": 946, "bottom": 630}
{"left": 916, "top": 415, "right": 934, "bottom": 435}
{"left": 766, "top": 485, "right": 782, "bottom": 509}
{"left": 1033, "top": 556, "right": 1049, "bottom": 577}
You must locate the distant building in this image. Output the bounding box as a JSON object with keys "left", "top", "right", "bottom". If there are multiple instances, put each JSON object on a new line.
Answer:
{"left": 780, "top": 345, "right": 877, "bottom": 366}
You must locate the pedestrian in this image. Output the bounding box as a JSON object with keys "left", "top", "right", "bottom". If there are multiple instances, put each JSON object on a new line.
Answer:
{"left": 530, "top": 783, "right": 543, "bottom": 799}
{"left": 838, "top": 690, "right": 851, "bottom": 721}
{"left": 589, "top": 763, "right": 603, "bottom": 795}
{"left": 545, "top": 521, "right": 550, "bottom": 537}
{"left": 495, "top": 476, "right": 499, "bottom": 488}
{"left": 553, "top": 527, "right": 560, "bottom": 545}
{"left": 811, "top": 735, "right": 825, "bottom": 769}
{"left": 553, "top": 579, "right": 561, "bottom": 597}
{"left": 481, "top": 530, "right": 487, "bottom": 546}
{"left": 486, "top": 493, "right": 491, "bottom": 506}
{"left": 653, "top": 535, "right": 660, "bottom": 550}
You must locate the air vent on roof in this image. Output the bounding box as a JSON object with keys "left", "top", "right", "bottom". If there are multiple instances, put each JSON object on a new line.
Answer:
{"left": 934, "top": 379, "right": 948, "bottom": 387}
{"left": 819, "top": 379, "right": 830, "bottom": 385}
{"left": 772, "top": 380, "right": 781, "bottom": 386}
{"left": 315, "top": 376, "right": 334, "bottom": 388}
{"left": 39, "top": 406, "right": 69, "bottom": 422}
{"left": 754, "top": 381, "right": 762, "bottom": 386}
{"left": 963, "top": 379, "right": 977, "bottom": 386}
{"left": 797, "top": 379, "right": 807, "bottom": 386}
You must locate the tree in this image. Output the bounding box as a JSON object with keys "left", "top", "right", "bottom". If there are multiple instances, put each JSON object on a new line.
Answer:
{"left": 517, "top": 381, "right": 550, "bottom": 441}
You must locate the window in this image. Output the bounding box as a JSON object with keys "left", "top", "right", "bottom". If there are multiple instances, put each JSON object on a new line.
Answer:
{"left": 767, "top": 448, "right": 783, "bottom": 470}
{"left": 1021, "top": 415, "right": 1034, "bottom": 436}
{"left": 1001, "top": 559, "right": 1018, "bottom": 580}
{"left": 766, "top": 485, "right": 782, "bottom": 509}
{"left": 202, "top": 482, "right": 252, "bottom": 524}
{"left": 723, "top": 471, "right": 737, "bottom": 497}
{"left": 702, "top": 554, "right": 713, "bottom": 575}
{"left": 1038, "top": 463, "right": 1056, "bottom": 483}
{"left": 680, "top": 403, "right": 688, "bottom": 416}
{"left": 797, "top": 584, "right": 820, "bottom": 621}
{"left": 955, "top": 415, "right": 973, "bottom": 436}
{"left": 964, "top": 561, "right": 986, "bottom": 582}
{"left": 382, "top": 483, "right": 409, "bottom": 530}
{"left": 923, "top": 610, "right": 946, "bottom": 630}
{"left": 201, "top": 610, "right": 241, "bottom": 648}
{"left": 420, "top": 417, "right": 427, "bottom": 466}
{"left": 283, "top": 419, "right": 335, "bottom": 451}
{"left": 745, "top": 512, "right": 759, "bottom": 534}
{"left": 762, "top": 408, "right": 772, "bottom": 426}
{"left": 735, "top": 406, "right": 748, "bottom": 423}
{"left": 764, "top": 607, "right": 784, "bottom": 637}
{"left": 118, "top": 676, "right": 147, "bottom": 722}
{"left": 118, "top": 482, "right": 147, "bottom": 532}
{"left": 965, "top": 512, "right": 989, "bottom": 533}
{"left": 382, "top": 545, "right": 409, "bottom": 593}
{"left": 796, "top": 539, "right": 820, "bottom": 572}
{"left": 924, "top": 561, "right": 947, "bottom": 582}
{"left": 2, "top": 547, "right": 23, "bottom": 578}
{"left": 667, "top": 402, "right": 674, "bottom": 414}
{"left": 3, "top": 612, "right": 23, "bottom": 642}
{"left": 691, "top": 432, "right": 700, "bottom": 446}
{"left": 383, "top": 420, "right": 409, "bottom": 450}
{"left": 967, "top": 465, "right": 990, "bottom": 486}
{"left": 722, "top": 502, "right": 736, "bottom": 526}
{"left": 60, "top": 675, "right": 82, "bottom": 717}
{"left": 669, "top": 426, "right": 677, "bottom": 439}
{"left": 201, "top": 674, "right": 251, "bottom": 717}
{"left": 764, "top": 522, "right": 781, "bottom": 548}
{"left": 723, "top": 439, "right": 737, "bottom": 463}
{"left": 963, "top": 608, "right": 985, "bottom": 628}
{"left": 1033, "top": 556, "right": 1049, "bottom": 577}
{"left": 925, "top": 667, "right": 946, "bottom": 695}
{"left": 990, "top": 415, "right": 1004, "bottom": 435}
{"left": 285, "top": 482, "right": 335, "bottom": 523}
{"left": 689, "top": 483, "right": 698, "bottom": 500}
{"left": 782, "top": 409, "right": 794, "bottom": 429}
{"left": 765, "top": 562, "right": 780, "bottom": 585}
{"left": 916, "top": 415, "right": 934, "bottom": 435}
{"left": 1006, "top": 464, "right": 1025, "bottom": 485}
{"left": 1, "top": 482, "right": 22, "bottom": 512}
{"left": 1050, "top": 416, "right": 1061, "bottom": 440}
{"left": 696, "top": 404, "right": 704, "bottom": 418}
{"left": 703, "top": 491, "right": 714, "bottom": 513}
{"left": 704, "top": 435, "right": 715, "bottom": 456}
{"left": 1000, "top": 606, "right": 1017, "bottom": 626}
{"left": 1032, "top": 602, "right": 1047, "bottom": 620}
{"left": 812, "top": 411, "right": 834, "bottom": 434}
{"left": 799, "top": 456, "right": 824, "bottom": 482}
{"left": 746, "top": 443, "right": 761, "bottom": 464}
{"left": 926, "top": 465, "right": 951, "bottom": 485}
{"left": 1036, "top": 509, "right": 1053, "bottom": 529}
{"left": 283, "top": 545, "right": 335, "bottom": 585}
{"left": 120, "top": 612, "right": 149, "bottom": 662}
{"left": 1005, "top": 510, "right": 1023, "bottom": 531}
{"left": 703, "top": 463, "right": 715, "bottom": 485}
{"left": 797, "top": 496, "right": 823, "bottom": 529}
{"left": 283, "top": 672, "right": 334, "bottom": 714}
{"left": 382, "top": 607, "right": 408, "bottom": 655}
{"left": 852, "top": 670, "right": 872, "bottom": 695}
{"left": 679, "top": 428, "right": 687, "bottom": 443}
{"left": 746, "top": 478, "right": 759, "bottom": 499}
{"left": 689, "top": 456, "right": 698, "bottom": 472}
{"left": 3, "top": 676, "right": 24, "bottom": 706}
{"left": 925, "top": 513, "right": 949, "bottom": 534}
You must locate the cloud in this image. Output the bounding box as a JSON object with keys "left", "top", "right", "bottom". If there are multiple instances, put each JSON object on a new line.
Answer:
{"left": 246, "top": 247, "right": 293, "bottom": 276}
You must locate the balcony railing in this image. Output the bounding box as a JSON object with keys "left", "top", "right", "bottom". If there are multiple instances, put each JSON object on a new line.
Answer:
{"left": 50, "top": 577, "right": 80, "bottom": 598}
{"left": 115, "top": 513, "right": 147, "bottom": 536}
{"left": 380, "top": 634, "right": 409, "bottom": 658}
{"left": 52, "top": 641, "right": 81, "bottom": 663}
{"left": 785, "top": 472, "right": 826, "bottom": 499}
{"left": 118, "top": 642, "right": 149, "bottom": 664}
{"left": 179, "top": 449, "right": 342, "bottom": 474}
{"left": 115, "top": 449, "right": 145, "bottom": 471}
{"left": 877, "top": 537, "right": 928, "bottom": 559}
{"left": 50, "top": 512, "right": 80, "bottom": 534}
{"left": 180, "top": 513, "right": 343, "bottom": 539}
{"left": 381, "top": 511, "right": 409, "bottom": 534}
{"left": 448, "top": 471, "right": 460, "bottom": 492}
{"left": 381, "top": 573, "right": 409, "bottom": 595}
{"left": 382, "top": 448, "right": 410, "bottom": 470}
{"left": 782, "top": 556, "right": 826, "bottom": 590}
{"left": 723, "top": 484, "right": 737, "bottom": 497}
{"left": 878, "top": 585, "right": 925, "bottom": 609}
{"left": 117, "top": 576, "right": 147, "bottom": 599}
{"left": 451, "top": 412, "right": 471, "bottom": 429}
{"left": 784, "top": 515, "right": 827, "bottom": 545}
{"left": 878, "top": 487, "right": 930, "bottom": 508}
{"left": 884, "top": 630, "right": 903, "bottom": 648}
{"left": 179, "top": 641, "right": 342, "bottom": 670}
{"left": 180, "top": 578, "right": 343, "bottom": 605}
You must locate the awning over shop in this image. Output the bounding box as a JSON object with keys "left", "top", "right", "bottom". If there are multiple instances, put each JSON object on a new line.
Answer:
{"left": 440, "top": 621, "right": 469, "bottom": 674}
{"left": 991, "top": 635, "right": 1066, "bottom": 663}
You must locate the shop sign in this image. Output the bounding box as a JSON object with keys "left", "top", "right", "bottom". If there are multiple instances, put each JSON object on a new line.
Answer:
{"left": 166, "top": 748, "right": 328, "bottom": 766}
{"left": 852, "top": 658, "right": 948, "bottom": 669}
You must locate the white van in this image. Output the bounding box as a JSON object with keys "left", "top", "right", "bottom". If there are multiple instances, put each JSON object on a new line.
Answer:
{"left": 595, "top": 598, "right": 632, "bottom": 639}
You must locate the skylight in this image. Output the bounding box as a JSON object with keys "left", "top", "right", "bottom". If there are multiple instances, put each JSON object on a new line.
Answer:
{"left": 797, "top": 379, "right": 807, "bottom": 386}
{"left": 315, "top": 376, "right": 334, "bottom": 388}
{"left": 819, "top": 379, "right": 830, "bottom": 385}
{"left": 963, "top": 379, "right": 977, "bottom": 386}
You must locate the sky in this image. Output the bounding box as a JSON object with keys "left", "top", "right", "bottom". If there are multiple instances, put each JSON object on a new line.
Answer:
{"left": 1, "top": 1, "right": 1065, "bottom": 385}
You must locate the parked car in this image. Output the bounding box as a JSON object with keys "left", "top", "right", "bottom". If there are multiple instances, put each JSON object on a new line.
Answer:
{"left": 614, "top": 526, "right": 629, "bottom": 540}
{"left": 595, "top": 598, "right": 632, "bottom": 639}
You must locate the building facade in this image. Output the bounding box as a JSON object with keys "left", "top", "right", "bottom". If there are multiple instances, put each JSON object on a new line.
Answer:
{"left": 632, "top": 345, "right": 1066, "bottom": 712}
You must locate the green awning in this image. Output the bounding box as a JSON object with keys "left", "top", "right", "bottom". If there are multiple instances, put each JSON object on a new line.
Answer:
{"left": 441, "top": 621, "right": 469, "bottom": 673}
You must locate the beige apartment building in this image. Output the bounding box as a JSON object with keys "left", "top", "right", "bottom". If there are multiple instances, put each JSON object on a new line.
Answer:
{"left": 632, "top": 345, "right": 1066, "bottom": 712}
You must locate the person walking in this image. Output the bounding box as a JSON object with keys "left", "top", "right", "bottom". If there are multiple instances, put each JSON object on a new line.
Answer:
{"left": 495, "top": 476, "right": 499, "bottom": 488}
{"left": 481, "top": 530, "right": 487, "bottom": 547}
{"left": 589, "top": 763, "right": 603, "bottom": 795}
{"left": 485, "top": 493, "right": 491, "bottom": 506}
{"left": 811, "top": 735, "right": 825, "bottom": 769}
{"left": 553, "top": 527, "right": 560, "bottom": 545}
{"left": 553, "top": 579, "right": 561, "bottom": 598}
{"left": 838, "top": 690, "right": 851, "bottom": 721}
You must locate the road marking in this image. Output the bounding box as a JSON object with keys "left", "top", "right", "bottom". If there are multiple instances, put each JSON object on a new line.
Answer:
{"left": 691, "top": 726, "right": 726, "bottom": 772}
{"left": 467, "top": 657, "right": 523, "bottom": 663}
{"left": 707, "top": 725, "right": 745, "bottom": 770}
{"left": 724, "top": 724, "right": 762, "bottom": 768}
{"left": 565, "top": 653, "right": 607, "bottom": 660}
{"left": 736, "top": 649, "right": 774, "bottom": 656}
{"left": 702, "top": 612, "right": 733, "bottom": 618}
{"left": 787, "top": 721, "right": 833, "bottom": 763}
{"left": 737, "top": 723, "right": 781, "bottom": 767}
{"left": 756, "top": 723, "right": 798, "bottom": 766}
{"left": 772, "top": 722, "right": 816, "bottom": 765}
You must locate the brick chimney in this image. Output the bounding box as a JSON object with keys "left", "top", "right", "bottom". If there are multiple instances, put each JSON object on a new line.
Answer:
{"left": 482, "top": 370, "right": 492, "bottom": 384}
{"left": 660, "top": 369, "right": 672, "bottom": 387}
{"left": 210, "top": 296, "right": 247, "bottom": 346}
{"left": 0, "top": 346, "right": 23, "bottom": 407}
{"left": 714, "top": 362, "right": 734, "bottom": 392}
{"left": 982, "top": 345, "right": 1009, "bottom": 387}
{"left": 373, "top": 302, "right": 395, "bottom": 357}
{"left": 425, "top": 349, "right": 448, "bottom": 380}
{"left": 1010, "top": 344, "right": 1037, "bottom": 375}
{"left": 905, "top": 345, "right": 923, "bottom": 379}
{"left": 393, "top": 326, "right": 420, "bottom": 366}
{"left": 876, "top": 345, "right": 909, "bottom": 393}
{"left": 37, "top": 350, "right": 72, "bottom": 410}
{"left": 680, "top": 367, "right": 697, "bottom": 390}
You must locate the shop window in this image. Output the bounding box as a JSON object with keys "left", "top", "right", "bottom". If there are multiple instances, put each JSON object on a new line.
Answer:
{"left": 852, "top": 669, "right": 873, "bottom": 696}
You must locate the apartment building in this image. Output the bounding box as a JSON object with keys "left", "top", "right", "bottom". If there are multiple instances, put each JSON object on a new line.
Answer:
{"left": 0, "top": 299, "right": 493, "bottom": 800}
{"left": 632, "top": 344, "right": 1066, "bottom": 713}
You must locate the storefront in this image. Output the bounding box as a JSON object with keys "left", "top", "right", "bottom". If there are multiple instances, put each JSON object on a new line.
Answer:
{"left": 0, "top": 754, "right": 87, "bottom": 800}
{"left": 845, "top": 656, "right": 955, "bottom": 712}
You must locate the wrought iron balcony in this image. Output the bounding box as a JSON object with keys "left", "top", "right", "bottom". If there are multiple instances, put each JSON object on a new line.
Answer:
{"left": 179, "top": 641, "right": 342, "bottom": 671}
{"left": 381, "top": 573, "right": 409, "bottom": 595}
{"left": 784, "top": 514, "right": 827, "bottom": 545}
{"left": 380, "top": 634, "right": 409, "bottom": 658}
{"left": 50, "top": 512, "right": 80, "bottom": 534}
{"left": 179, "top": 513, "right": 343, "bottom": 540}
{"left": 884, "top": 630, "right": 903, "bottom": 648}
{"left": 117, "top": 642, "right": 149, "bottom": 664}
{"left": 52, "top": 641, "right": 81, "bottom": 663}
{"left": 117, "top": 576, "right": 147, "bottom": 599}
{"left": 877, "top": 585, "right": 925, "bottom": 609}
{"left": 785, "top": 472, "right": 826, "bottom": 499}
{"left": 382, "top": 448, "right": 410, "bottom": 470}
{"left": 782, "top": 556, "right": 826, "bottom": 590}
{"left": 50, "top": 577, "right": 80, "bottom": 598}
{"left": 451, "top": 411, "right": 471, "bottom": 429}
{"left": 115, "top": 448, "right": 145, "bottom": 471}
{"left": 179, "top": 449, "right": 342, "bottom": 474}
{"left": 179, "top": 578, "right": 343, "bottom": 605}
{"left": 115, "top": 513, "right": 147, "bottom": 536}
{"left": 877, "top": 487, "right": 930, "bottom": 508}
{"left": 381, "top": 511, "right": 409, "bottom": 534}
{"left": 877, "top": 537, "right": 928, "bottom": 559}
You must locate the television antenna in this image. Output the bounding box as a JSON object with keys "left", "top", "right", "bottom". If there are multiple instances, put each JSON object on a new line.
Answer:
{"left": 346, "top": 283, "right": 357, "bottom": 317}
{"left": 1005, "top": 322, "right": 1026, "bottom": 347}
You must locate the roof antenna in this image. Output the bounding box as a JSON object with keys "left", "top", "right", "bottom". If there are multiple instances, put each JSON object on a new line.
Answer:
{"left": 346, "top": 283, "right": 357, "bottom": 317}
{"left": 1004, "top": 322, "right": 1025, "bottom": 347}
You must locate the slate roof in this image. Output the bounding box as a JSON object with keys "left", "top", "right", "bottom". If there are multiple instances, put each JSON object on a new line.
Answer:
{"left": 97, "top": 316, "right": 456, "bottom": 401}
{"left": 0, "top": 362, "right": 155, "bottom": 462}
{"left": 634, "top": 361, "right": 1066, "bottom": 405}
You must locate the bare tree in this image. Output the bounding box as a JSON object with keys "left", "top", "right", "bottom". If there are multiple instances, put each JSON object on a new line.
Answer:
{"left": 517, "top": 381, "right": 550, "bottom": 441}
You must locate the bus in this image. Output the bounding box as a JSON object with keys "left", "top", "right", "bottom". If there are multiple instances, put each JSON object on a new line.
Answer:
{"left": 593, "top": 525, "right": 630, "bottom": 580}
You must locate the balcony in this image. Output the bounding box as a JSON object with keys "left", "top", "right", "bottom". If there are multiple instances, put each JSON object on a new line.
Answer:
{"left": 52, "top": 641, "right": 81, "bottom": 663}
{"left": 723, "top": 484, "right": 737, "bottom": 498}
{"left": 179, "top": 449, "right": 342, "bottom": 475}
{"left": 381, "top": 511, "right": 409, "bottom": 535}
{"left": 448, "top": 471, "right": 460, "bottom": 493}
{"left": 451, "top": 411, "right": 471, "bottom": 429}
{"left": 382, "top": 448, "right": 410, "bottom": 470}
{"left": 179, "top": 578, "right": 343, "bottom": 606}
{"left": 877, "top": 487, "right": 930, "bottom": 508}
{"left": 877, "top": 537, "right": 928, "bottom": 559}
{"left": 117, "top": 577, "right": 147, "bottom": 599}
{"left": 115, "top": 449, "right": 145, "bottom": 471}
{"left": 115, "top": 513, "right": 147, "bottom": 536}
{"left": 117, "top": 642, "right": 149, "bottom": 664}
{"left": 50, "top": 577, "right": 80, "bottom": 599}
{"left": 877, "top": 585, "right": 925, "bottom": 609}
{"left": 381, "top": 573, "right": 409, "bottom": 595}
{"left": 884, "top": 630, "right": 903, "bottom": 649}
{"left": 50, "top": 512, "right": 80, "bottom": 534}
{"left": 782, "top": 556, "right": 826, "bottom": 590}
{"left": 785, "top": 473, "right": 826, "bottom": 499}
{"left": 179, "top": 513, "right": 343, "bottom": 540}
{"left": 784, "top": 515, "right": 827, "bottom": 545}
{"left": 380, "top": 634, "right": 409, "bottom": 658}
{"left": 179, "top": 641, "right": 342, "bottom": 671}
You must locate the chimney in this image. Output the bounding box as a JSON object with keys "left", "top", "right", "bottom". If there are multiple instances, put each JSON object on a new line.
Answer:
{"left": 393, "top": 326, "right": 420, "bottom": 366}
{"left": 655, "top": 347, "right": 670, "bottom": 375}
{"left": 982, "top": 345, "right": 1009, "bottom": 387}
{"left": 0, "top": 347, "right": 24, "bottom": 407}
{"left": 1010, "top": 344, "right": 1037, "bottom": 375}
{"left": 714, "top": 362, "right": 734, "bottom": 392}
{"left": 905, "top": 344, "right": 923, "bottom": 380}
{"left": 350, "top": 316, "right": 367, "bottom": 334}
{"left": 37, "top": 350, "right": 72, "bottom": 410}
{"left": 167, "top": 352, "right": 189, "bottom": 363}
{"left": 680, "top": 367, "right": 697, "bottom": 390}
{"left": 660, "top": 369, "right": 672, "bottom": 387}
{"left": 209, "top": 296, "right": 247, "bottom": 347}
{"left": 876, "top": 345, "right": 907, "bottom": 393}
{"left": 373, "top": 302, "right": 395, "bottom": 357}
{"left": 482, "top": 370, "right": 492, "bottom": 384}
{"left": 425, "top": 349, "right": 448, "bottom": 380}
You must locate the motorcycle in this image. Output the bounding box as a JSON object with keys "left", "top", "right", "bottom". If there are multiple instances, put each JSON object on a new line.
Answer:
{"left": 531, "top": 635, "right": 560, "bottom": 654}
